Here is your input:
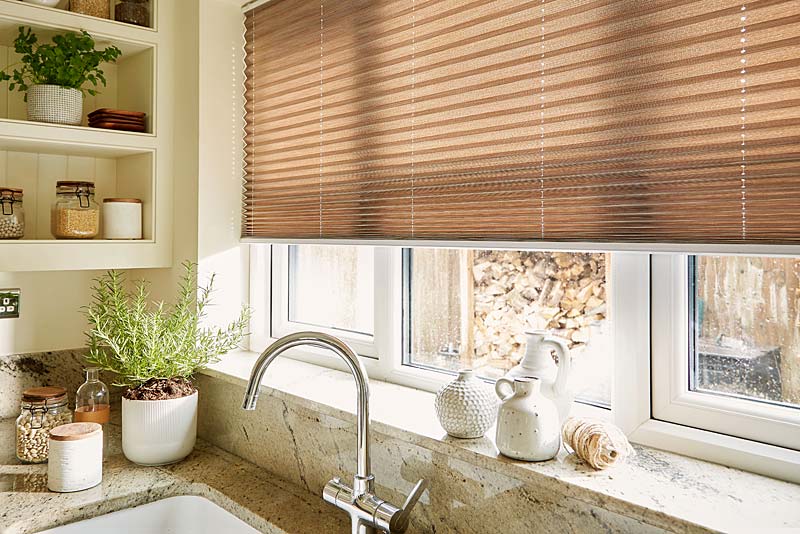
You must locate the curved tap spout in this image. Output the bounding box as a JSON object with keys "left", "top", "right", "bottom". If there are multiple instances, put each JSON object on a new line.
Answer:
{"left": 242, "top": 331, "right": 373, "bottom": 495}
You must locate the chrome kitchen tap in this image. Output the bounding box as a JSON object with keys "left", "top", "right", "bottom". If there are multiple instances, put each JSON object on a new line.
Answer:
{"left": 242, "top": 331, "right": 427, "bottom": 534}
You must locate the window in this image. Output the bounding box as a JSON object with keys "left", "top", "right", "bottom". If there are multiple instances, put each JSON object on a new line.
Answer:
{"left": 403, "top": 249, "right": 612, "bottom": 408}
{"left": 270, "top": 245, "right": 378, "bottom": 357}
{"left": 651, "top": 255, "right": 800, "bottom": 452}
{"left": 252, "top": 245, "right": 800, "bottom": 482}
{"left": 691, "top": 255, "right": 800, "bottom": 409}
{"left": 288, "top": 246, "right": 374, "bottom": 335}
{"left": 263, "top": 244, "right": 612, "bottom": 410}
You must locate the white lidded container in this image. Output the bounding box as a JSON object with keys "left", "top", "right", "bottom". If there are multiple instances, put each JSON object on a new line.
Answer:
{"left": 48, "top": 422, "right": 103, "bottom": 492}
{"left": 102, "top": 198, "right": 142, "bottom": 239}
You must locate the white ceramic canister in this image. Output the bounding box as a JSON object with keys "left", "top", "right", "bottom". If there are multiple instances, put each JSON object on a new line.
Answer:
{"left": 435, "top": 369, "right": 498, "bottom": 439}
{"left": 47, "top": 422, "right": 103, "bottom": 492}
{"left": 102, "top": 198, "right": 142, "bottom": 239}
{"left": 495, "top": 376, "right": 561, "bottom": 462}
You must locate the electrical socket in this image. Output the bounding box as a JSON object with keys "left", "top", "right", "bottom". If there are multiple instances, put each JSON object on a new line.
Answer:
{"left": 0, "top": 289, "right": 20, "bottom": 319}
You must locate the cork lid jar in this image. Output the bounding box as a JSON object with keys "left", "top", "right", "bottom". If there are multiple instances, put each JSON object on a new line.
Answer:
{"left": 52, "top": 181, "right": 99, "bottom": 239}
{"left": 16, "top": 386, "right": 73, "bottom": 464}
{"left": 0, "top": 187, "right": 24, "bottom": 239}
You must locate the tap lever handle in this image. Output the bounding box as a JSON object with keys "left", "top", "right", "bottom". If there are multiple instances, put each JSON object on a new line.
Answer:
{"left": 390, "top": 478, "right": 428, "bottom": 533}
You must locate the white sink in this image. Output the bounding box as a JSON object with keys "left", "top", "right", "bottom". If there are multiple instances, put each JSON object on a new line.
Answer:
{"left": 35, "top": 495, "right": 261, "bottom": 534}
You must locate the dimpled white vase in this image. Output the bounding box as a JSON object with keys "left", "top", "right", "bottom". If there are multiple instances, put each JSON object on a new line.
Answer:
{"left": 435, "top": 369, "right": 498, "bottom": 439}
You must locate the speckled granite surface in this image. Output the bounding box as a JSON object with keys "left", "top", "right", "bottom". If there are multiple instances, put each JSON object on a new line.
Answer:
{"left": 0, "top": 419, "right": 349, "bottom": 534}
{"left": 199, "top": 354, "right": 800, "bottom": 534}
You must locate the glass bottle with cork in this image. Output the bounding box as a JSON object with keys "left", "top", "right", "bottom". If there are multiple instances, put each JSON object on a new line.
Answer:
{"left": 74, "top": 368, "right": 110, "bottom": 458}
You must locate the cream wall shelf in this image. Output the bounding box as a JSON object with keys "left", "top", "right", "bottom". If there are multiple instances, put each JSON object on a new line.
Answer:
{"left": 0, "top": 118, "right": 155, "bottom": 156}
{"left": 0, "top": 0, "right": 173, "bottom": 272}
{"left": 0, "top": 1, "right": 159, "bottom": 46}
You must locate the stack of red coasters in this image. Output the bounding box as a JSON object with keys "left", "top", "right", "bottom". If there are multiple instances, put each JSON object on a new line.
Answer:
{"left": 88, "top": 109, "right": 147, "bottom": 132}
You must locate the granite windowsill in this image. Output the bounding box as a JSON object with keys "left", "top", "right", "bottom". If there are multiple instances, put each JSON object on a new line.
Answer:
{"left": 203, "top": 350, "right": 800, "bottom": 534}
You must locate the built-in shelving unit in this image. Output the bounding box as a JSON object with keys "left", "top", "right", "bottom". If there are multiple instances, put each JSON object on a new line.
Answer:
{"left": 0, "top": 0, "right": 172, "bottom": 272}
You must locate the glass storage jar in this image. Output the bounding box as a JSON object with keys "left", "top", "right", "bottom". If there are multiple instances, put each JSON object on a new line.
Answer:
{"left": 52, "top": 181, "right": 100, "bottom": 239}
{"left": 115, "top": 0, "right": 150, "bottom": 26}
{"left": 16, "top": 387, "right": 73, "bottom": 464}
{"left": 0, "top": 188, "right": 24, "bottom": 239}
{"left": 70, "top": 0, "right": 110, "bottom": 19}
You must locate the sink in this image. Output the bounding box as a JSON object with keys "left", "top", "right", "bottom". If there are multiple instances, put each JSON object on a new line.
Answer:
{"left": 35, "top": 495, "right": 261, "bottom": 534}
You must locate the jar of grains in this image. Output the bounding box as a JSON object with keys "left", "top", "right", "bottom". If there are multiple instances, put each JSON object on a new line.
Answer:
{"left": 16, "top": 387, "right": 73, "bottom": 464}
{"left": 0, "top": 187, "right": 24, "bottom": 239}
{"left": 70, "top": 0, "right": 110, "bottom": 19}
{"left": 52, "top": 181, "right": 100, "bottom": 239}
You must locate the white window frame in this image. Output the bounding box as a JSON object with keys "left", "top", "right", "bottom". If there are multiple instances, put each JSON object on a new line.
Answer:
{"left": 249, "top": 245, "right": 800, "bottom": 483}
{"left": 651, "top": 254, "right": 800, "bottom": 451}
{"left": 618, "top": 254, "right": 800, "bottom": 484}
{"left": 270, "top": 244, "right": 378, "bottom": 358}
{"left": 251, "top": 244, "right": 612, "bottom": 419}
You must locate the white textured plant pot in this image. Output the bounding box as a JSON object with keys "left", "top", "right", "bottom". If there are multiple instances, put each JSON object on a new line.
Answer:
{"left": 26, "top": 84, "right": 83, "bottom": 125}
{"left": 122, "top": 391, "right": 197, "bottom": 466}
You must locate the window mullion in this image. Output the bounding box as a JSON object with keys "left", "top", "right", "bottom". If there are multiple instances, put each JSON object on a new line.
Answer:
{"left": 372, "top": 247, "right": 402, "bottom": 380}
{"left": 610, "top": 252, "right": 652, "bottom": 433}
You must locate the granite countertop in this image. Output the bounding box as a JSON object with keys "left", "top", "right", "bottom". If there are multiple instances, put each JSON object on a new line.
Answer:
{"left": 0, "top": 419, "right": 349, "bottom": 534}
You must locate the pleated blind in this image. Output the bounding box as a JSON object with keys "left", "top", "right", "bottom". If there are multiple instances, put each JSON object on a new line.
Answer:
{"left": 243, "top": 0, "right": 800, "bottom": 245}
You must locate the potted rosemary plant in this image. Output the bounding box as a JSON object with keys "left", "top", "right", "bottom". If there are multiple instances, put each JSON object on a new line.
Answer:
{"left": 0, "top": 27, "right": 121, "bottom": 125}
{"left": 84, "top": 262, "right": 250, "bottom": 465}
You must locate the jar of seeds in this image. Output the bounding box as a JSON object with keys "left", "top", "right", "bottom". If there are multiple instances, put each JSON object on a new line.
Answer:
{"left": 16, "top": 387, "right": 72, "bottom": 464}
{"left": 52, "top": 181, "right": 100, "bottom": 239}
{"left": 0, "top": 188, "right": 24, "bottom": 239}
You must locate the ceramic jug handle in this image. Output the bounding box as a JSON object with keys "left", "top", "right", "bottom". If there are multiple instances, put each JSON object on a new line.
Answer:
{"left": 495, "top": 377, "right": 515, "bottom": 401}
{"left": 543, "top": 336, "right": 570, "bottom": 397}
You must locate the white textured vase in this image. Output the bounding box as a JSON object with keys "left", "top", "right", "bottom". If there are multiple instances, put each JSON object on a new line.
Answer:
{"left": 435, "top": 369, "right": 498, "bottom": 439}
{"left": 122, "top": 391, "right": 197, "bottom": 466}
{"left": 26, "top": 84, "right": 83, "bottom": 125}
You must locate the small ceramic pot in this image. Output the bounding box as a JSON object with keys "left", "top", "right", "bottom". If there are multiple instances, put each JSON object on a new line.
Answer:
{"left": 495, "top": 376, "right": 561, "bottom": 461}
{"left": 26, "top": 85, "right": 83, "bottom": 125}
{"left": 435, "top": 369, "right": 498, "bottom": 438}
{"left": 122, "top": 391, "right": 197, "bottom": 465}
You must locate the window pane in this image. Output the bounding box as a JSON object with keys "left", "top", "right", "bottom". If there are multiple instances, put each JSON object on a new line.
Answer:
{"left": 692, "top": 256, "right": 800, "bottom": 409}
{"left": 289, "top": 245, "right": 374, "bottom": 335}
{"left": 406, "top": 249, "right": 612, "bottom": 407}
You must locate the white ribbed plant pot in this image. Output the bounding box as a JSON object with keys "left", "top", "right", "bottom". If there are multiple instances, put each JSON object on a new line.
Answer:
{"left": 26, "top": 84, "right": 83, "bottom": 125}
{"left": 122, "top": 391, "right": 197, "bottom": 466}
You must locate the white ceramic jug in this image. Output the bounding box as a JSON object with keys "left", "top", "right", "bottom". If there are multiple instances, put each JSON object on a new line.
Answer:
{"left": 506, "top": 330, "right": 573, "bottom": 423}
{"left": 495, "top": 376, "right": 561, "bottom": 462}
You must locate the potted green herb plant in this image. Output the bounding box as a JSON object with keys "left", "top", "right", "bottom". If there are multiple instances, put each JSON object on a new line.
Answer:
{"left": 0, "top": 27, "right": 121, "bottom": 125}
{"left": 84, "top": 262, "right": 250, "bottom": 465}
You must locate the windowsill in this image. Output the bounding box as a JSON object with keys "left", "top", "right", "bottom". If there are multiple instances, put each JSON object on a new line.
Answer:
{"left": 203, "top": 351, "right": 800, "bottom": 533}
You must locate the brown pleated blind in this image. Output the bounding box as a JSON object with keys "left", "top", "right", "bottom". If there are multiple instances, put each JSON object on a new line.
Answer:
{"left": 243, "top": 0, "right": 800, "bottom": 245}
